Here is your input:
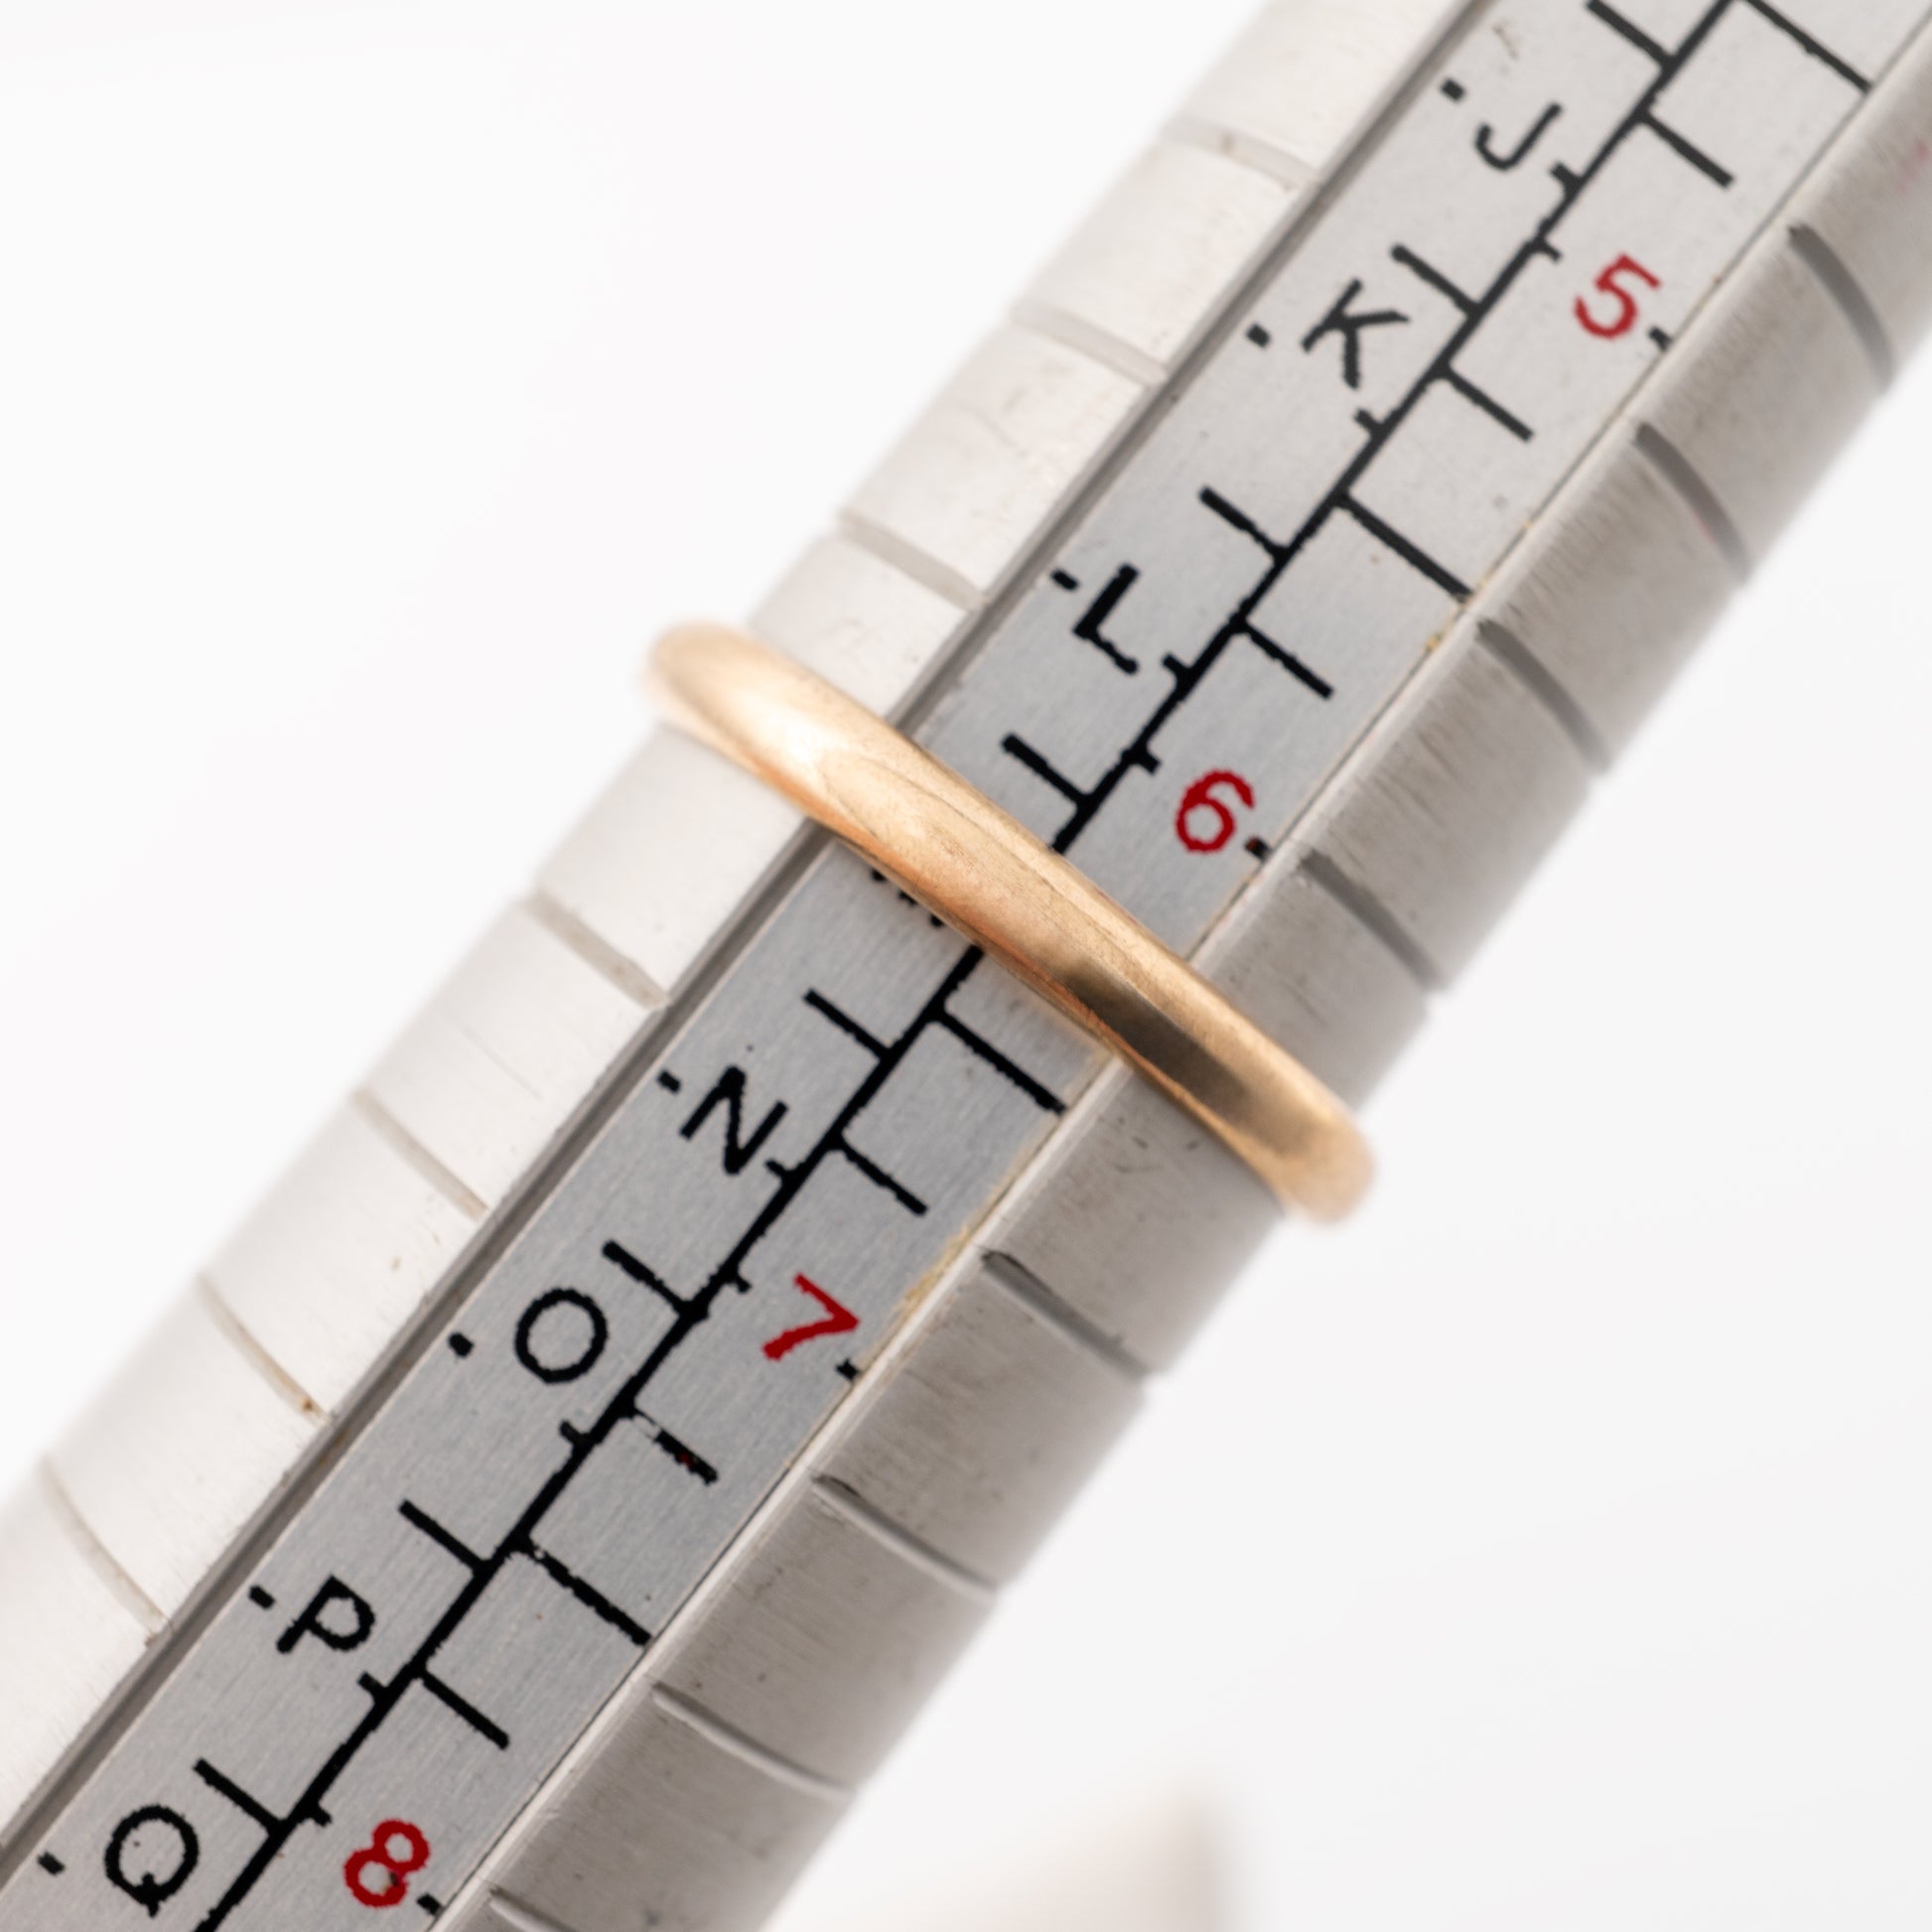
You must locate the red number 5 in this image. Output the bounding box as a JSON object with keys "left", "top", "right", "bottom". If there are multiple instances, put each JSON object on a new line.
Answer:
{"left": 1175, "top": 770, "right": 1255, "bottom": 854}
{"left": 345, "top": 1821, "right": 430, "bottom": 1909}
{"left": 1576, "top": 254, "right": 1661, "bottom": 339}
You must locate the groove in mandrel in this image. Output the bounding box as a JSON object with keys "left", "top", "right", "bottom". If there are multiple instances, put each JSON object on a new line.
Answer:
{"left": 649, "top": 1687, "right": 852, "bottom": 1803}
{"left": 1789, "top": 222, "right": 1896, "bottom": 386}
{"left": 1632, "top": 421, "right": 1754, "bottom": 582}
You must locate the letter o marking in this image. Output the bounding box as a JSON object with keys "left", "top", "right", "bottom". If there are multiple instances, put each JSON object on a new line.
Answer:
{"left": 513, "top": 1290, "right": 610, "bottom": 1386}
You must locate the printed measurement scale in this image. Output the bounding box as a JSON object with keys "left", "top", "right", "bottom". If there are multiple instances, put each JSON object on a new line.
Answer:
{"left": 3, "top": 2, "right": 1929, "bottom": 1928}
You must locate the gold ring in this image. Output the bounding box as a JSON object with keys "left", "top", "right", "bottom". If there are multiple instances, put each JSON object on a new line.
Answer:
{"left": 646, "top": 623, "right": 1373, "bottom": 1222}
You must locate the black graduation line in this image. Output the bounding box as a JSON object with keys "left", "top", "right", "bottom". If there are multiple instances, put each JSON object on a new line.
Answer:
{"left": 1199, "top": 483, "right": 1287, "bottom": 557}
{"left": 1391, "top": 242, "right": 1478, "bottom": 316}
{"left": 1339, "top": 497, "right": 1474, "bottom": 602}
{"left": 397, "top": 1502, "right": 485, "bottom": 1574}
{"left": 1642, "top": 112, "right": 1736, "bottom": 188}
{"left": 600, "top": 1240, "right": 691, "bottom": 1318}
{"left": 1743, "top": 0, "right": 1869, "bottom": 88}
{"left": 1242, "top": 622, "right": 1336, "bottom": 701}
{"left": 934, "top": 1008, "right": 1066, "bottom": 1116}
{"left": 520, "top": 1546, "right": 652, "bottom": 1649}
{"left": 835, "top": 1140, "right": 930, "bottom": 1217}
{"left": 803, "top": 989, "right": 891, "bottom": 1059}
{"left": 1000, "top": 732, "right": 1090, "bottom": 806}
{"left": 649, "top": 1427, "right": 721, "bottom": 1487}
{"left": 1585, "top": 0, "right": 1669, "bottom": 63}
{"left": 1444, "top": 365, "right": 1537, "bottom": 443}
{"left": 419, "top": 1673, "right": 510, "bottom": 1753}
{"left": 192, "top": 1762, "right": 280, "bottom": 1835}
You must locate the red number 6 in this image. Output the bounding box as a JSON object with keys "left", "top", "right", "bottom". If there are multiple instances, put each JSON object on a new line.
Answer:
{"left": 1175, "top": 770, "right": 1256, "bottom": 854}
{"left": 1576, "top": 253, "right": 1661, "bottom": 340}
{"left": 345, "top": 1821, "right": 431, "bottom": 1909}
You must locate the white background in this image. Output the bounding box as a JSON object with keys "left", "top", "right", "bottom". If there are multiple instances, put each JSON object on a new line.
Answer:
{"left": 1, "top": 3, "right": 1929, "bottom": 1926}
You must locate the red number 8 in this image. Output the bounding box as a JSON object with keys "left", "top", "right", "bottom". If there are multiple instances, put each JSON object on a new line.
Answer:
{"left": 345, "top": 1821, "right": 431, "bottom": 1909}
{"left": 1175, "top": 769, "right": 1256, "bottom": 854}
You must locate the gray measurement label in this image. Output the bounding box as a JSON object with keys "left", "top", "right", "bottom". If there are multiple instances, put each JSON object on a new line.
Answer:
{"left": 7, "top": 2, "right": 1917, "bottom": 1924}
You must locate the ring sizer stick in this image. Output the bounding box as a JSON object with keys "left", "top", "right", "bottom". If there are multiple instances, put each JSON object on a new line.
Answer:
{"left": 1, "top": 4, "right": 1929, "bottom": 1929}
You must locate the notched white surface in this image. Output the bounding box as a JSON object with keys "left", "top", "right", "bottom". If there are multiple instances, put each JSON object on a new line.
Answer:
{"left": 539, "top": 727, "right": 804, "bottom": 998}
{"left": 845, "top": 325, "right": 1144, "bottom": 596}
{"left": 207, "top": 1105, "right": 483, "bottom": 1416}
{"left": 1180, "top": 0, "right": 1456, "bottom": 174}
{"left": 0, "top": 1480, "right": 153, "bottom": 1842}
{"left": 1025, "top": 140, "right": 1302, "bottom": 369}
{"left": 367, "top": 905, "right": 654, "bottom": 1212}
{"left": 752, "top": 535, "right": 968, "bottom": 717}
{"left": 48, "top": 1294, "right": 318, "bottom": 1618}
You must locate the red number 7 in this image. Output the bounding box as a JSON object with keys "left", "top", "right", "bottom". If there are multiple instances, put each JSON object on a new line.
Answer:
{"left": 762, "top": 1275, "right": 859, "bottom": 1361}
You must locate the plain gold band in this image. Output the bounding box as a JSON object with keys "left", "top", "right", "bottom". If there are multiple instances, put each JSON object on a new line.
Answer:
{"left": 646, "top": 623, "right": 1373, "bottom": 1222}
